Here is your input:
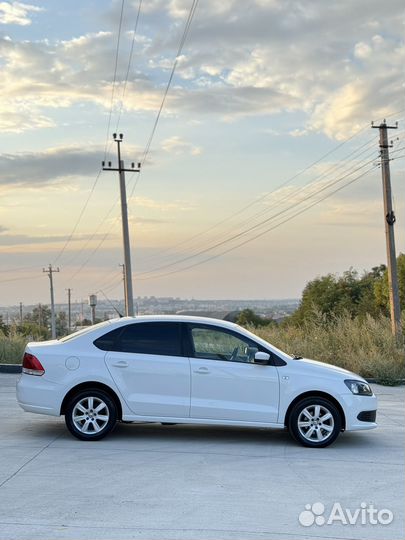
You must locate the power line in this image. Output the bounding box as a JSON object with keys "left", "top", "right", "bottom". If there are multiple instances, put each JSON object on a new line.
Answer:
{"left": 61, "top": 0, "right": 200, "bottom": 281}
{"left": 104, "top": 0, "right": 126, "bottom": 160}
{"left": 114, "top": 0, "right": 143, "bottom": 133}
{"left": 53, "top": 170, "right": 102, "bottom": 265}
{"left": 141, "top": 133, "right": 377, "bottom": 266}
{"left": 137, "top": 164, "right": 377, "bottom": 281}
{"left": 127, "top": 0, "right": 200, "bottom": 199}
{"left": 137, "top": 154, "right": 378, "bottom": 277}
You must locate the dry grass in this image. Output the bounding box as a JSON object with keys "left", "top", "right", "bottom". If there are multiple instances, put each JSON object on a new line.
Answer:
{"left": 1, "top": 315, "right": 404, "bottom": 384}
{"left": 0, "top": 333, "right": 28, "bottom": 365}
{"left": 253, "top": 314, "right": 405, "bottom": 384}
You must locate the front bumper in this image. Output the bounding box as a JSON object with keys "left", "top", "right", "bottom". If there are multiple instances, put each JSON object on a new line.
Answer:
{"left": 340, "top": 392, "right": 378, "bottom": 431}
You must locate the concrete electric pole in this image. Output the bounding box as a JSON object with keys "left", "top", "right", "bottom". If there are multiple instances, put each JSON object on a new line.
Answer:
{"left": 373, "top": 120, "right": 402, "bottom": 342}
{"left": 43, "top": 264, "right": 60, "bottom": 339}
{"left": 119, "top": 263, "right": 127, "bottom": 315}
{"left": 66, "top": 288, "right": 72, "bottom": 333}
{"left": 102, "top": 134, "right": 140, "bottom": 317}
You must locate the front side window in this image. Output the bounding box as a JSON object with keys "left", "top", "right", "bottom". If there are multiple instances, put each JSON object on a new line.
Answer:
{"left": 117, "top": 322, "right": 182, "bottom": 356}
{"left": 190, "top": 326, "right": 258, "bottom": 363}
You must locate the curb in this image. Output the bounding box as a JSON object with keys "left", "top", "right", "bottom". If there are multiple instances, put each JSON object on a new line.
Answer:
{"left": 0, "top": 364, "right": 404, "bottom": 385}
{"left": 0, "top": 364, "right": 22, "bottom": 373}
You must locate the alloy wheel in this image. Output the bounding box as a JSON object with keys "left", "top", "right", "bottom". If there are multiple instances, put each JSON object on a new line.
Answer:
{"left": 72, "top": 396, "right": 110, "bottom": 435}
{"left": 297, "top": 404, "right": 335, "bottom": 443}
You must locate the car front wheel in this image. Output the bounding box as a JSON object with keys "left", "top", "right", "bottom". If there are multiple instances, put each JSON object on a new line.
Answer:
{"left": 288, "top": 397, "right": 342, "bottom": 448}
{"left": 65, "top": 389, "right": 117, "bottom": 441}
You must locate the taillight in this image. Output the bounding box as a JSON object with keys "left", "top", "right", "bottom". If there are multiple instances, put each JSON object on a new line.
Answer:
{"left": 22, "top": 353, "right": 45, "bottom": 376}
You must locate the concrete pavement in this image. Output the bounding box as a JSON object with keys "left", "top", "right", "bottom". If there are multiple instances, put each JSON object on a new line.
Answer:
{"left": 0, "top": 374, "right": 403, "bottom": 540}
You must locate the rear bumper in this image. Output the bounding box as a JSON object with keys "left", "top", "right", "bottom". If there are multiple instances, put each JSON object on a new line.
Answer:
{"left": 16, "top": 374, "right": 61, "bottom": 417}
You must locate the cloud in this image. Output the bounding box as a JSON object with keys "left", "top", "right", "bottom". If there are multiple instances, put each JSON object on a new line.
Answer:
{"left": 131, "top": 195, "right": 194, "bottom": 212}
{"left": 0, "top": 143, "right": 142, "bottom": 189}
{"left": 0, "top": 145, "right": 102, "bottom": 188}
{"left": 0, "top": 232, "right": 108, "bottom": 247}
{"left": 0, "top": 1, "right": 43, "bottom": 26}
{"left": 161, "top": 135, "right": 202, "bottom": 155}
{"left": 0, "top": 0, "right": 403, "bottom": 139}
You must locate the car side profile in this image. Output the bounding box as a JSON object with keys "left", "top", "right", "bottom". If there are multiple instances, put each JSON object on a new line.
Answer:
{"left": 17, "top": 315, "right": 377, "bottom": 447}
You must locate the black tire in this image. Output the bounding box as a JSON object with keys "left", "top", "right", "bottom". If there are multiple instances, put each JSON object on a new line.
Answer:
{"left": 65, "top": 388, "right": 117, "bottom": 441}
{"left": 288, "top": 397, "right": 342, "bottom": 448}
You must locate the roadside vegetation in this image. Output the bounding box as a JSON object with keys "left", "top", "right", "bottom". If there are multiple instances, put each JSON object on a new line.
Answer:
{"left": 1, "top": 256, "right": 404, "bottom": 383}
{"left": 237, "top": 254, "right": 405, "bottom": 385}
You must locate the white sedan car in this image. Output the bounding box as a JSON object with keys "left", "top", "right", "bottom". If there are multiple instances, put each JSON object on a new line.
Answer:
{"left": 17, "top": 315, "right": 377, "bottom": 447}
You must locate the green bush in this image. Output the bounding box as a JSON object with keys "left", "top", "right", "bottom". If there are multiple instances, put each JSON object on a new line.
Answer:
{"left": 0, "top": 333, "right": 28, "bottom": 364}
{"left": 252, "top": 313, "right": 405, "bottom": 385}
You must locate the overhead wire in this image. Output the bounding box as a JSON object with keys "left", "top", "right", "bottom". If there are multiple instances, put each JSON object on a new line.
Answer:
{"left": 62, "top": 0, "right": 200, "bottom": 286}
{"left": 104, "top": 0, "right": 126, "bottom": 160}
{"left": 137, "top": 164, "right": 378, "bottom": 281}
{"left": 141, "top": 133, "right": 378, "bottom": 267}
{"left": 136, "top": 150, "right": 379, "bottom": 276}
{"left": 137, "top": 155, "right": 379, "bottom": 278}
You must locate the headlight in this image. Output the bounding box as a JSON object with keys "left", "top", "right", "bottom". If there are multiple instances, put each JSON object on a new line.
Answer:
{"left": 344, "top": 379, "right": 373, "bottom": 396}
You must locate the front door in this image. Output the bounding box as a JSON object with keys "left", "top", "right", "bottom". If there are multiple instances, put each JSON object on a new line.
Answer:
{"left": 188, "top": 324, "right": 280, "bottom": 423}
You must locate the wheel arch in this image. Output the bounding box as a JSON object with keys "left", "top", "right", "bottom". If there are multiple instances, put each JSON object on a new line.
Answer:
{"left": 60, "top": 381, "right": 123, "bottom": 420}
{"left": 284, "top": 391, "right": 346, "bottom": 430}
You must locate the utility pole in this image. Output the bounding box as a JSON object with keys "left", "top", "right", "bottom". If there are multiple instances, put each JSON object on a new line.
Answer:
{"left": 43, "top": 264, "right": 60, "bottom": 339}
{"left": 372, "top": 120, "right": 402, "bottom": 342}
{"left": 103, "top": 134, "right": 140, "bottom": 317}
{"left": 38, "top": 303, "right": 42, "bottom": 330}
{"left": 66, "top": 288, "right": 72, "bottom": 333}
{"left": 119, "top": 263, "right": 127, "bottom": 315}
{"left": 19, "top": 302, "right": 23, "bottom": 325}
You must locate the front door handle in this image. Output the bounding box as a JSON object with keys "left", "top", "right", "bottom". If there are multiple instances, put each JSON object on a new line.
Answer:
{"left": 194, "top": 367, "right": 210, "bottom": 375}
{"left": 111, "top": 360, "right": 129, "bottom": 368}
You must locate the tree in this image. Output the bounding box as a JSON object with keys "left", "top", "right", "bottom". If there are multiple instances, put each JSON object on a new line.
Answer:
{"left": 24, "top": 304, "right": 51, "bottom": 330}
{"left": 56, "top": 311, "right": 68, "bottom": 337}
{"left": 0, "top": 315, "right": 8, "bottom": 336}
{"left": 288, "top": 256, "right": 404, "bottom": 325}
{"left": 374, "top": 253, "right": 405, "bottom": 315}
{"left": 236, "top": 309, "right": 274, "bottom": 328}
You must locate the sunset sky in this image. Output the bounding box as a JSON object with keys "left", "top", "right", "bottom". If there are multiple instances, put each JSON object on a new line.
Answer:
{"left": 0, "top": 0, "right": 404, "bottom": 306}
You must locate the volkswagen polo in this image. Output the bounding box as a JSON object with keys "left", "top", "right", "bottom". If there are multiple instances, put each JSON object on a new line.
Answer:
{"left": 16, "top": 315, "right": 377, "bottom": 447}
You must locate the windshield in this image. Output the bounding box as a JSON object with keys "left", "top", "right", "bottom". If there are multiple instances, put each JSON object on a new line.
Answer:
{"left": 59, "top": 320, "right": 113, "bottom": 342}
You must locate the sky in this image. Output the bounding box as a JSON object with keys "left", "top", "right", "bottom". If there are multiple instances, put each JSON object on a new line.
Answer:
{"left": 0, "top": 0, "right": 404, "bottom": 306}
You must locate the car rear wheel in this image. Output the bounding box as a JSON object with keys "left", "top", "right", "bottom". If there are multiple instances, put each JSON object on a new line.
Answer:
{"left": 65, "top": 389, "right": 117, "bottom": 441}
{"left": 288, "top": 397, "right": 342, "bottom": 448}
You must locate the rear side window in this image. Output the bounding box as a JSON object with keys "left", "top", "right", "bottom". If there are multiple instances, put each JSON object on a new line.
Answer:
{"left": 94, "top": 328, "right": 122, "bottom": 351}
{"left": 95, "top": 322, "right": 183, "bottom": 356}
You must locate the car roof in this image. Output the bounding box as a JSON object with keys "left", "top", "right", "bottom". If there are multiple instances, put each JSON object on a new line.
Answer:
{"left": 108, "top": 315, "right": 239, "bottom": 329}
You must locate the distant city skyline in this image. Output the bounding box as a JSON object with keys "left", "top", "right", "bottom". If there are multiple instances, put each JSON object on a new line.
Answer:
{"left": 0, "top": 0, "right": 404, "bottom": 305}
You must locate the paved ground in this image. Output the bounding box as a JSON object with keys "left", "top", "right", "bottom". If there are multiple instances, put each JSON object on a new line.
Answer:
{"left": 0, "top": 374, "right": 403, "bottom": 540}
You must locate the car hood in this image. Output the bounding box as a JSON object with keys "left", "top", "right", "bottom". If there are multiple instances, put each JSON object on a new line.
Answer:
{"left": 293, "top": 357, "right": 366, "bottom": 381}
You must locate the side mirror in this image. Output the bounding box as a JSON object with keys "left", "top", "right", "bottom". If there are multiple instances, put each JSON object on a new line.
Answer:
{"left": 254, "top": 351, "right": 270, "bottom": 365}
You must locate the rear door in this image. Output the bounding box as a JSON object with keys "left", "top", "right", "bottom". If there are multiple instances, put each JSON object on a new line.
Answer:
{"left": 102, "top": 322, "right": 191, "bottom": 417}
{"left": 188, "top": 324, "right": 280, "bottom": 423}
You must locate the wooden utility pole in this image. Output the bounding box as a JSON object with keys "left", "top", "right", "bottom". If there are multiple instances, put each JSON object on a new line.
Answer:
{"left": 373, "top": 120, "right": 402, "bottom": 342}
{"left": 102, "top": 134, "right": 140, "bottom": 317}
{"left": 43, "top": 264, "right": 60, "bottom": 339}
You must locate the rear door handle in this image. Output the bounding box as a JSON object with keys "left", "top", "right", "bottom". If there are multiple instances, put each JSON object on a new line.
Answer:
{"left": 194, "top": 367, "right": 210, "bottom": 375}
{"left": 111, "top": 360, "right": 129, "bottom": 368}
